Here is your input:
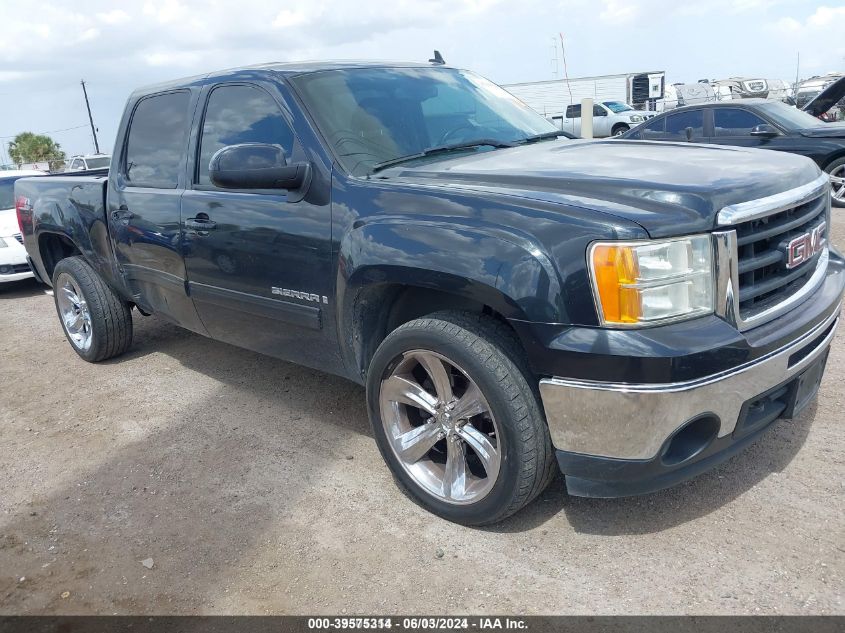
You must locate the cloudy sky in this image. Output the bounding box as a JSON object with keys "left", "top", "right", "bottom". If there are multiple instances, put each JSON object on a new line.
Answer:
{"left": 1, "top": 0, "right": 843, "bottom": 162}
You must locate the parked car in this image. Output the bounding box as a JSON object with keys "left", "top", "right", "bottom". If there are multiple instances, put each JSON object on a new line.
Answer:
{"left": 621, "top": 88, "right": 845, "bottom": 207}
{"left": 0, "top": 170, "right": 44, "bottom": 283}
{"left": 15, "top": 60, "right": 844, "bottom": 525}
{"left": 65, "top": 154, "right": 111, "bottom": 172}
{"left": 556, "top": 100, "right": 655, "bottom": 137}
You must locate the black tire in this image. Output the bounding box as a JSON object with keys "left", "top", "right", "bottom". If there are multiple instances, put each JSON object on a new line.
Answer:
{"left": 366, "top": 311, "right": 556, "bottom": 526}
{"left": 51, "top": 256, "right": 133, "bottom": 362}
{"left": 612, "top": 123, "right": 630, "bottom": 137}
{"left": 825, "top": 156, "right": 845, "bottom": 208}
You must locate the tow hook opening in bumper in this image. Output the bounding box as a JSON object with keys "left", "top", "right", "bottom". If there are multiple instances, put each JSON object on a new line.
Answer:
{"left": 661, "top": 415, "right": 720, "bottom": 467}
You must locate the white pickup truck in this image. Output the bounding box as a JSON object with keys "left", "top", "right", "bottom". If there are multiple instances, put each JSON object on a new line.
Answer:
{"left": 556, "top": 101, "right": 655, "bottom": 137}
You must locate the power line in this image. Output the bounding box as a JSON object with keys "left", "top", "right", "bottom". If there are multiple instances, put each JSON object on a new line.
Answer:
{"left": 0, "top": 124, "right": 89, "bottom": 139}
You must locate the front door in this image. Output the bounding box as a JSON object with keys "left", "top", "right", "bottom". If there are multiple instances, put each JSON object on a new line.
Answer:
{"left": 108, "top": 89, "right": 207, "bottom": 334}
{"left": 180, "top": 82, "right": 334, "bottom": 370}
{"left": 709, "top": 107, "right": 774, "bottom": 149}
{"left": 592, "top": 104, "right": 611, "bottom": 137}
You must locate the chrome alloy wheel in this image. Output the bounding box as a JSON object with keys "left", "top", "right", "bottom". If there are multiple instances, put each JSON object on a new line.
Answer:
{"left": 831, "top": 165, "right": 845, "bottom": 204}
{"left": 55, "top": 272, "right": 93, "bottom": 351}
{"left": 379, "top": 350, "right": 501, "bottom": 505}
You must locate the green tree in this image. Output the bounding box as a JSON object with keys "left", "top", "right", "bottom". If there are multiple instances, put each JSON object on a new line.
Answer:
{"left": 8, "top": 132, "right": 66, "bottom": 171}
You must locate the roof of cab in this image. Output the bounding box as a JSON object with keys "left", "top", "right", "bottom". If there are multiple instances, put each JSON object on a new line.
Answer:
{"left": 133, "top": 60, "right": 450, "bottom": 95}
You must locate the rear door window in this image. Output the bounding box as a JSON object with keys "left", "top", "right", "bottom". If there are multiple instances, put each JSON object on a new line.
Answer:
{"left": 124, "top": 91, "right": 191, "bottom": 189}
{"left": 566, "top": 104, "right": 581, "bottom": 118}
{"left": 713, "top": 108, "right": 767, "bottom": 136}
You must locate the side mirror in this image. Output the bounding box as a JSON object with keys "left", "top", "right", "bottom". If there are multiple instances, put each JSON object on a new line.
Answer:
{"left": 749, "top": 124, "right": 780, "bottom": 138}
{"left": 209, "top": 143, "right": 310, "bottom": 191}
{"left": 685, "top": 127, "right": 694, "bottom": 142}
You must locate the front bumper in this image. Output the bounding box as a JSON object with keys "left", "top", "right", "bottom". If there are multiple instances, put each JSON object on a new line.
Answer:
{"left": 537, "top": 253, "right": 844, "bottom": 498}
{"left": 0, "top": 236, "right": 34, "bottom": 283}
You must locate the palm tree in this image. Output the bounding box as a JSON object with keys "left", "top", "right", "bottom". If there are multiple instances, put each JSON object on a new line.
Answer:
{"left": 8, "top": 132, "right": 66, "bottom": 171}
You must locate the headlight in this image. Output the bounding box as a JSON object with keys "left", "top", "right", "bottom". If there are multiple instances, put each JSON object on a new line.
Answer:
{"left": 588, "top": 235, "right": 713, "bottom": 326}
{"left": 629, "top": 115, "right": 645, "bottom": 122}
{"left": 0, "top": 237, "right": 7, "bottom": 248}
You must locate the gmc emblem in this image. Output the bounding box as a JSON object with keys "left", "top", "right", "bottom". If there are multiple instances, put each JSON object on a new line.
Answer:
{"left": 785, "top": 222, "right": 826, "bottom": 269}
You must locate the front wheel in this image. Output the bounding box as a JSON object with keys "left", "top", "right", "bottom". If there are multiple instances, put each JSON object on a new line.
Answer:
{"left": 52, "top": 256, "right": 133, "bottom": 362}
{"left": 826, "top": 157, "right": 845, "bottom": 208}
{"left": 366, "top": 312, "right": 555, "bottom": 525}
{"left": 612, "top": 124, "right": 630, "bottom": 137}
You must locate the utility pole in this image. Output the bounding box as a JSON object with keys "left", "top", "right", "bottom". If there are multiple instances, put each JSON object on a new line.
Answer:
{"left": 80, "top": 79, "right": 100, "bottom": 154}
{"left": 793, "top": 52, "right": 801, "bottom": 98}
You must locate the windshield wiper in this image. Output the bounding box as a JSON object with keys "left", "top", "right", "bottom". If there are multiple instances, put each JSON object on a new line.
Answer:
{"left": 371, "top": 139, "right": 516, "bottom": 173}
{"left": 520, "top": 131, "right": 569, "bottom": 143}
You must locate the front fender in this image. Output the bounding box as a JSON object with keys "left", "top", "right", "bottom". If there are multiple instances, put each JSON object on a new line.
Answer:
{"left": 338, "top": 218, "right": 565, "bottom": 325}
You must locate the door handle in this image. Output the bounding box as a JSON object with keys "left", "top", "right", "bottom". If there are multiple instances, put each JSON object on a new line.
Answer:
{"left": 185, "top": 218, "right": 217, "bottom": 231}
{"left": 111, "top": 207, "right": 134, "bottom": 222}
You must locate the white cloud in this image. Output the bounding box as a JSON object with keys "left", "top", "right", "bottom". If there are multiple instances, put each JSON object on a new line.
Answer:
{"left": 78, "top": 27, "right": 100, "bottom": 42}
{"left": 273, "top": 9, "right": 310, "bottom": 29}
{"left": 765, "top": 5, "right": 845, "bottom": 73}
{"left": 599, "top": 0, "right": 641, "bottom": 24}
{"left": 807, "top": 5, "right": 845, "bottom": 26}
{"left": 96, "top": 9, "right": 130, "bottom": 25}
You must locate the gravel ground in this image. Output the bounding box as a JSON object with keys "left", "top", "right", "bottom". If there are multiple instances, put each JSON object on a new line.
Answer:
{"left": 0, "top": 223, "right": 843, "bottom": 616}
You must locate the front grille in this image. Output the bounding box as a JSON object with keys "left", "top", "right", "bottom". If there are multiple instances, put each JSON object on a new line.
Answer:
{"left": 13, "top": 233, "right": 23, "bottom": 245}
{"left": 733, "top": 193, "right": 828, "bottom": 320}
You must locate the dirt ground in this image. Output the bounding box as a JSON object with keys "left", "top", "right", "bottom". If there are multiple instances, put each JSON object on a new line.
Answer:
{"left": 0, "top": 223, "right": 843, "bottom": 617}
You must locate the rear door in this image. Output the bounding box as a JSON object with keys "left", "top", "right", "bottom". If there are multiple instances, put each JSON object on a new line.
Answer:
{"left": 592, "top": 104, "right": 611, "bottom": 137}
{"left": 180, "top": 81, "right": 333, "bottom": 368}
{"left": 108, "top": 90, "right": 207, "bottom": 334}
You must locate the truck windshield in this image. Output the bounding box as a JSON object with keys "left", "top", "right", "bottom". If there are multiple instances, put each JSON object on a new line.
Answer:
{"left": 84, "top": 156, "right": 111, "bottom": 169}
{"left": 292, "top": 67, "right": 560, "bottom": 176}
{"left": 602, "top": 101, "right": 634, "bottom": 113}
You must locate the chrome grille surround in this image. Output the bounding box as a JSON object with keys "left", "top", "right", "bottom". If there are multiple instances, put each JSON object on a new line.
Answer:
{"left": 714, "top": 173, "right": 832, "bottom": 331}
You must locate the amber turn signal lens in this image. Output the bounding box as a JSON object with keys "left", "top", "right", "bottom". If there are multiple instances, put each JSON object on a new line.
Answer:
{"left": 590, "top": 245, "right": 641, "bottom": 324}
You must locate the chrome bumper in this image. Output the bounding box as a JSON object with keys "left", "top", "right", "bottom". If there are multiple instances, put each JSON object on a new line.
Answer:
{"left": 538, "top": 306, "right": 839, "bottom": 461}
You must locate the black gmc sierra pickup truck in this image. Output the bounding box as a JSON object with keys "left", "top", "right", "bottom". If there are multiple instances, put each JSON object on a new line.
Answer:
{"left": 15, "top": 61, "right": 843, "bottom": 525}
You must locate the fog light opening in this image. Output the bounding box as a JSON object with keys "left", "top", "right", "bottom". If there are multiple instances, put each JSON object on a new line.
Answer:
{"left": 661, "top": 415, "right": 720, "bottom": 466}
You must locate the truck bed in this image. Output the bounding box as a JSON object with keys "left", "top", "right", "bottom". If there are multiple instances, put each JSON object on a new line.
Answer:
{"left": 15, "top": 171, "right": 114, "bottom": 287}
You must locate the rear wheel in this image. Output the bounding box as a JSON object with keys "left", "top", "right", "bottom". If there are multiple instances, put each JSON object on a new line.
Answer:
{"left": 826, "top": 157, "right": 845, "bottom": 208}
{"left": 366, "top": 312, "right": 556, "bottom": 525}
{"left": 52, "top": 257, "right": 133, "bottom": 362}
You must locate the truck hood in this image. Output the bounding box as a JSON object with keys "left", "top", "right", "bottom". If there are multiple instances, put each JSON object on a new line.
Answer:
{"left": 385, "top": 139, "right": 821, "bottom": 237}
{"left": 802, "top": 76, "right": 845, "bottom": 117}
{"left": 798, "top": 123, "right": 845, "bottom": 138}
